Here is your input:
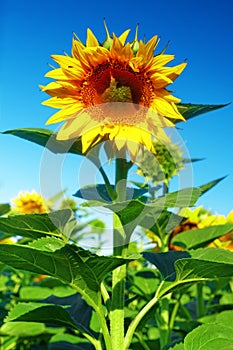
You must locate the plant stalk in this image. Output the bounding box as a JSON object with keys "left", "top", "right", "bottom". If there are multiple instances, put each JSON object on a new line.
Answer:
{"left": 110, "top": 156, "right": 129, "bottom": 349}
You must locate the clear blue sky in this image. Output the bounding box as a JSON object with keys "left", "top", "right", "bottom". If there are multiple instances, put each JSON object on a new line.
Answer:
{"left": 1, "top": 0, "right": 233, "bottom": 215}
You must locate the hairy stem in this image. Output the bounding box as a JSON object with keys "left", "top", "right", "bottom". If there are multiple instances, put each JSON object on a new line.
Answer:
{"left": 110, "top": 156, "right": 129, "bottom": 349}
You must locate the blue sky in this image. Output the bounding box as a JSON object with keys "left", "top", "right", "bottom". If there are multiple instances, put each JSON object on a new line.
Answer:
{"left": 1, "top": 0, "right": 233, "bottom": 215}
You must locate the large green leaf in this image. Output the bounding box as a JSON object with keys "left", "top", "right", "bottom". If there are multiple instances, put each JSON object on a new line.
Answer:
{"left": 175, "top": 248, "right": 233, "bottom": 280}
{"left": 176, "top": 103, "right": 229, "bottom": 122}
{"left": 171, "top": 223, "right": 233, "bottom": 249}
{"left": 145, "top": 248, "right": 233, "bottom": 298}
{"left": 0, "top": 238, "right": 127, "bottom": 304}
{"left": 184, "top": 310, "right": 233, "bottom": 350}
{"left": 5, "top": 303, "right": 84, "bottom": 333}
{"left": 2, "top": 128, "right": 83, "bottom": 155}
{"left": 0, "top": 204, "right": 11, "bottom": 216}
{"left": 0, "top": 209, "right": 72, "bottom": 239}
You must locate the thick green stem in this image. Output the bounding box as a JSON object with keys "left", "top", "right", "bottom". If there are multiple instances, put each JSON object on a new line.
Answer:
{"left": 157, "top": 296, "right": 171, "bottom": 349}
{"left": 110, "top": 156, "right": 129, "bottom": 349}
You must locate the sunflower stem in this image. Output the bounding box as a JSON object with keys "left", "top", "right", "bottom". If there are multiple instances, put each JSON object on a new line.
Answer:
{"left": 110, "top": 156, "right": 129, "bottom": 350}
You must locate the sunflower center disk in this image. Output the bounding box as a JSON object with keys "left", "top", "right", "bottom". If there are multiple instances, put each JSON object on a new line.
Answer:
{"left": 85, "top": 64, "right": 151, "bottom": 125}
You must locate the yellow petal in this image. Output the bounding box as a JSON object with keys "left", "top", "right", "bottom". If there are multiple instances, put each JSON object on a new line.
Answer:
{"left": 56, "top": 111, "right": 99, "bottom": 139}
{"left": 118, "top": 29, "right": 130, "bottom": 45}
{"left": 150, "top": 54, "right": 175, "bottom": 70}
{"left": 45, "top": 103, "right": 84, "bottom": 124}
{"left": 42, "top": 97, "right": 79, "bottom": 108}
{"left": 86, "top": 28, "right": 99, "bottom": 47}
{"left": 45, "top": 68, "right": 70, "bottom": 80}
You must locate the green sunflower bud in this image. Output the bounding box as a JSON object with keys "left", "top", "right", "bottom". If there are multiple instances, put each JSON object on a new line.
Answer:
{"left": 131, "top": 24, "right": 140, "bottom": 54}
{"left": 102, "top": 19, "right": 113, "bottom": 49}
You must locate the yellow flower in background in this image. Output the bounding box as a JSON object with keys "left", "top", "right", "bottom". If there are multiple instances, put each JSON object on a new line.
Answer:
{"left": 173, "top": 206, "right": 233, "bottom": 251}
{"left": 0, "top": 237, "right": 15, "bottom": 244}
{"left": 11, "top": 191, "right": 49, "bottom": 214}
{"left": 41, "top": 23, "right": 186, "bottom": 160}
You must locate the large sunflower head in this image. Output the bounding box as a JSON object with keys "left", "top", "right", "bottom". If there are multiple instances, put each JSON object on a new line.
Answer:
{"left": 41, "top": 23, "right": 186, "bottom": 160}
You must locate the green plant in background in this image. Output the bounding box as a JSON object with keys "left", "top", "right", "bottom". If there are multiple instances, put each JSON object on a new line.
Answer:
{"left": 136, "top": 140, "right": 184, "bottom": 196}
{"left": 0, "top": 23, "right": 232, "bottom": 350}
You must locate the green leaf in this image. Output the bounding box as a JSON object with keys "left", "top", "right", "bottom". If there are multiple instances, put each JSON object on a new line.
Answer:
{"left": 19, "top": 286, "right": 55, "bottom": 300}
{"left": 153, "top": 248, "right": 233, "bottom": 298}
{"left": 0, "top": 240, "right": 128, "bottom": 304}
{"left": 184, "top": 310, "right": 233, "bottom": 350}
{"left": 168, "top": 343, "right": 184, "bottom": 350}
{"left": 74, "top": 184, "right": 148, "bottom": 202}
{"left": 199, "top": 176, "right": 226, "bottom": 195}
{"left": 2, "top": 128, "right": 83, "bottom": 155}
{"left": 28, "top": 236, "right": 66, "bottom": 251}
{"left": 175, "top": 248, "right": 233, "bottom": 281}
{"left": 0, "top": 335, "right": 18, "bottom": 350}
{"left": 143, "top": 251, "right": 190, "bottom": 281}
{"left": 0, "top": 204, "right": 11, "bottom": 216}
{"left": 176, "top": 103, "right": 229, "bottom": 122}
{"left": 50, "top": 333, "right": 89, "bottom": 345}
{"left": 19, "top": 285, "right": 77, "bottom": 301}
{"left": 83, "top": 187, "right": 201, "bottom": 237}
{"left": 140, "top": 210, "right": 183, "bottom": 238}
{"left": 5, "top": 303, "right": 83, "bottom": 332}
{"left": 0, "top": 209, "right": 72, "bottom": 239}
{"left": 0, "top": 322, "right": 46, "bottom": 337}
{"left": 171, "top": 223, "right": 233, "bottom": 249}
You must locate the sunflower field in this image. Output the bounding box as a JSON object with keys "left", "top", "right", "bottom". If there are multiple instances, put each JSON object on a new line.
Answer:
{"left": 0, "top": 24, "right": 233, "bottom": 350}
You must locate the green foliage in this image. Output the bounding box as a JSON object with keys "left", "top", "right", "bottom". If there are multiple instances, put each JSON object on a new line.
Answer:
{"left": 1, "top": 101, "right": 232, "bottom": 350}
{"left": 0, "top": 209, "right": 73, "bottom": 240}
{"left": 171, "top": 223, "right": 233, "bottom": 249}
{"left": 2, "top": 128, "right": 83, "bottom": 155}
{"left": 176, "top": 102, "right": 229, "bottom": 121}
{"left": 184, "top": 310, "right": 233, "bottom": 349}
{"left": 0, "top": 238, "right": 128, "bottom": 300}
{"left": 136, "top": 141, "right": 184, "bottom": 186}
{"left": 0, "top": 204, "right": 11, "bottom": 216}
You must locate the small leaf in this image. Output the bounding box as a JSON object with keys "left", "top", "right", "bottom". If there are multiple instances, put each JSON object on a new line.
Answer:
{"left": 176, "top": 102, "right": 229, "bottom": 122}
{"left": 28, "top": 236, "right": 66, "bottom": 251}
{"left": 50, "top": 333, "right": 89, "bottom": 345}
{"left": 0, "top": 204, "right": 11, "bottom": 216}
{"left": 171, "top": 223, "right": 233, "bottom": 249}
{"left": 74, "top": 184, "right": 148, "bottom": 202}
{"left": 199, "top": 176, "right": 227, "bottom": 195}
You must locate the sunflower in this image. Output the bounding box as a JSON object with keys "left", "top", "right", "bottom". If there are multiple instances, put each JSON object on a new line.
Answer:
{"left": 41, "top": 23, "right": 186, "bottom": 160}
{"left": 11, "top": 190, "right": 49, "bottom": 214}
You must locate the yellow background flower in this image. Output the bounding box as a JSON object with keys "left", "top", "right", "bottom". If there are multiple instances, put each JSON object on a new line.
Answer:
{"left": 11, "top": 190, "right": 49, "bottom": 214}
